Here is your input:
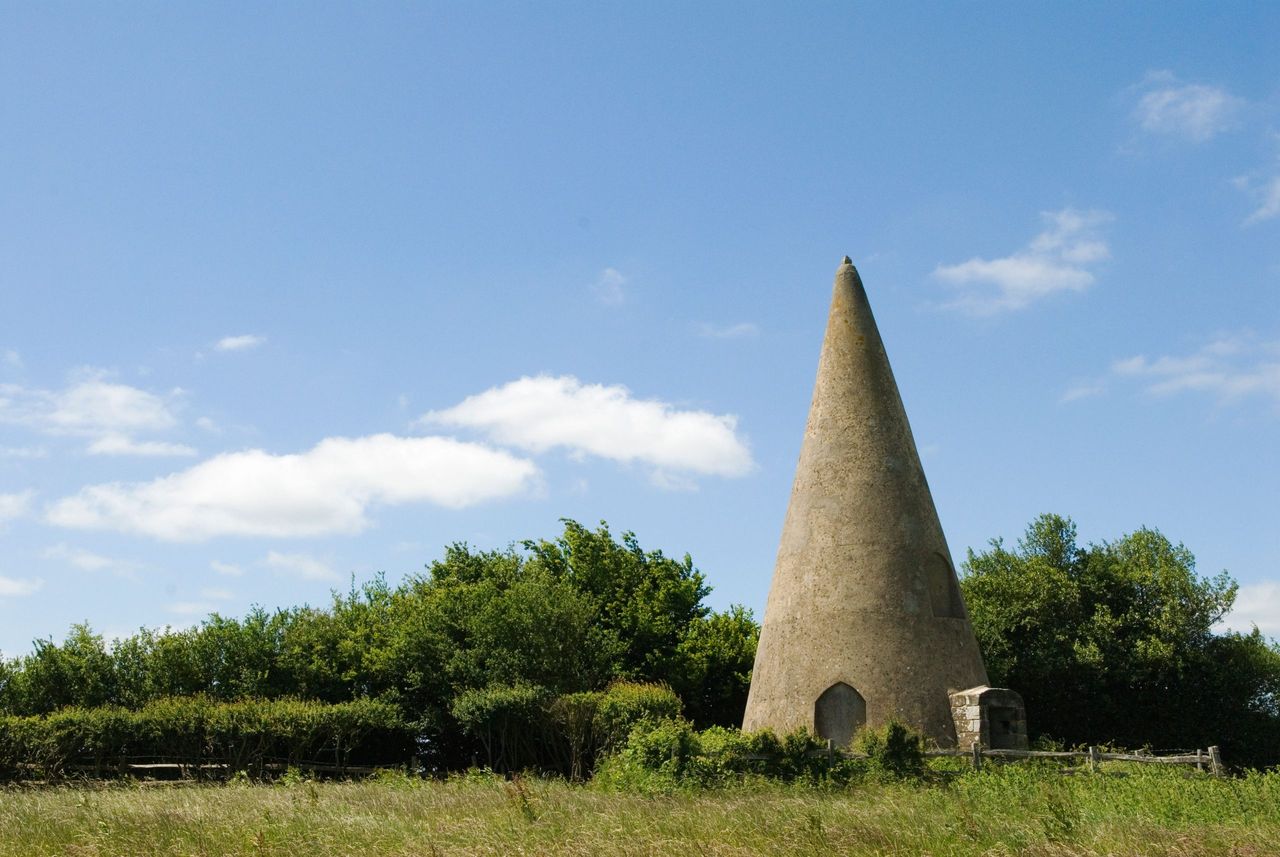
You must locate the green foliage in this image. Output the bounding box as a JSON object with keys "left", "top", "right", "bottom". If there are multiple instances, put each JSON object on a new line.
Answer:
{"left": 0, "top": 696, "right": 413, "bottom": 781}
{"left": 596, "top": 721, "right": 867, "bottom": 790}
{"left": 591, "top": 680, "right": 682, "bottom": 752}
{"left": 452, "top": 680, "right": 680, "bottom": 777}
{"left": 0, "top": 520, "right": 754, "bottom": 777}
{"left": 961, "top": 514, "right": 1280, "bottom": 767}
{"left": 522, "top": 520, "right": 711, "bottom": 681}
{"left": 668, "top": 605, "right": 759, "bottom": 727}
{"left": 852, "top": 719, "right": 925, "bottom": 780}
{"left": 452, "top": 683, "right": 553, "bottom": 772}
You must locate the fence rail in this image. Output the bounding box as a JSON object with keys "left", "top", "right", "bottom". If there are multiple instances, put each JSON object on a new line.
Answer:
{"left": 927, "top": 743, "right": 1223, "bottom": 775}
{"left": 771, "top": 742, "right": 1225, "bottom": 776}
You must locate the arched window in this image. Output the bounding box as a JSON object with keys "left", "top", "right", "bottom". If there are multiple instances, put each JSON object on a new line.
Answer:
{"left": 928, "top": 552, "right": 964, "bottom": 619}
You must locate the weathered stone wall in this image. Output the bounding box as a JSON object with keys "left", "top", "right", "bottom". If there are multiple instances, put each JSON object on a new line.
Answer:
{"left": 950, "top": 686, "right": 1028, "bottom": 750}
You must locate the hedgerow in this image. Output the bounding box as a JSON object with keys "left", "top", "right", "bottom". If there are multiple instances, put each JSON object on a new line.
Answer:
{"left": 0, "top": 696, "right": 412, "bottom": 781}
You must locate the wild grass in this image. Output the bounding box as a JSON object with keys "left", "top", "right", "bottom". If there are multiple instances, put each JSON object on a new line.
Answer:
{"left": 1, "top": 765, "right": 1276, "bottom": 856}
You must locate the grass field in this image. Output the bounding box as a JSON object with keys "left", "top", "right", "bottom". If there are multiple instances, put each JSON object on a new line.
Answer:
{"left": 2, "top": 767, "right": 1277, "bottom": 856}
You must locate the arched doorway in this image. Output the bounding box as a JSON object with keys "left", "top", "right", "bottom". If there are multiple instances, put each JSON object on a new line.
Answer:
{"left": 814, "top": 682, "right": 866, "bottom": 747}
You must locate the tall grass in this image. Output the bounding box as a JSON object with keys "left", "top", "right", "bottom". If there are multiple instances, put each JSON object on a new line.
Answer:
{"left": 1, "top": 765, "right": 1276, "bottom": 855}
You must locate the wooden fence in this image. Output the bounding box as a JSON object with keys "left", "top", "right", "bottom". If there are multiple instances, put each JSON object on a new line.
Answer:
{"left": 794, "top": 742, "right": 1224, "bottom": 776}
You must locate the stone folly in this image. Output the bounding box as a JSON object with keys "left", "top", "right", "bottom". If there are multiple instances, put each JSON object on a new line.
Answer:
{"left": 742, "top": 258, "right": 1026, "bottom": 749}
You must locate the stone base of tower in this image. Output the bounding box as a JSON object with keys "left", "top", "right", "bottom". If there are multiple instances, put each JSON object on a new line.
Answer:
{"left": 950, "top": 686, "right": 1028, "bottom": 750}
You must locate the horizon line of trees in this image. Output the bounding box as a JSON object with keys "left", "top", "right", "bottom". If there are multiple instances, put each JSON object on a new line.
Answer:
{"left": 1, "top": 514, "right": 1278, "bottom": 770}
{"left": 0, "top": 520, "right": 758, "bottom": 772}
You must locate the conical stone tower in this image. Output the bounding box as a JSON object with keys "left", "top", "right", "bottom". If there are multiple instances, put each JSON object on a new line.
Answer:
{"left": 742, "top": 258, "right": 994, "bottom": 748}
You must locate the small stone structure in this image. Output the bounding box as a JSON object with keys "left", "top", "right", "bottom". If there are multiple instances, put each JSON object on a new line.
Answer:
{"left": 950, "top": 686, "right": 1028, "bottom": 750}
{"left": 742, "top": 257, "right": 1026, "bottom": 748}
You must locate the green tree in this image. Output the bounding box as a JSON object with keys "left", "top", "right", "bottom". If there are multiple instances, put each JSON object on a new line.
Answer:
{"left": 9, "top": 624, "right": 116, "bottom": 714}
{"left": 524, "top": 520, "right": 711, "bottom": 681}
{"left": 669, "top": 605, "right": 759, "bottom": 727}
{"left": 961, "top": 514, "right": 1280, "bottom": 767}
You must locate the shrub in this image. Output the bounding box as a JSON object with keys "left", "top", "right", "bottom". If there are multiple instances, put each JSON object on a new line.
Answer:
{"left": 452, "top": 683, "right": 553, "bottom": 772}
{"left": 0, "top": 696, "right": 414, "bottom": 782}
{"left": 593, "top": 681, "right": 681, "bottom": 753}
{"left": 853, "top": 719, "right": 926, "bottom": 781}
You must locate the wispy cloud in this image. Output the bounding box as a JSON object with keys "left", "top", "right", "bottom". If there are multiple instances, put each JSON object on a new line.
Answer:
{"left": 697, "top": 322, "right": 760, "bottom": 339}
{"left": 0, "top": 575, "right": 42, "bottom": 598}
{"left": 2, "top": 350, "right": 21, "bottom": 370}
{"left": 933, "top": 208, "right": 1112, "bottom": 315}
{"left": 87, "top": 434, "right": 197, "bottom": 457}
{"left": 47, "top": 434, "right": 539, "bottom": 541}
{"left": 0, "top": 371, "right": 187, "bottom": 455}
{"left": 1059, "top": 381, "right": 1107, "bottom": 404}
{"left": 1131, "top": 71, "right": 1244, "bottom": 143}
{"left": 1111, "top": 334, "right": 1280, "bottom": 406}
{"left": 422, "top": 375, "right": 754, "bottom": 488}
{"left": 215, "top": 334, "right": 266, "bottom": 352}
{"left": 0, "top": 491, "right": 33, "bottom": 524}
{"left": 210, "top": 560, "right": 244, "bottom": 577}
{"left": 1240, "top": 175, "right": 1280, "bottom": 225}
{"left": 592, "top": 268, "right": 627, "bottom": 305}
{"left": 1217, "top": 582, "right": 1280, "bottom": 639}
{"left": 42, "top": 543, "right": 139, "bottom": 576}
{"left": 265, "top": 551, "right": 340, "bottom": 582}
{"left": 1234, "top": 138, "right": 1280, "bottom": 225}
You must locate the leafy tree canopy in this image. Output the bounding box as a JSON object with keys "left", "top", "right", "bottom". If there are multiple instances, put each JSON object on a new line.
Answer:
{"left": 0, "top": 520, "right": 756, "bottom": 768}
{"left": 961, "top": 513, "right": 1280, "bottom": 767}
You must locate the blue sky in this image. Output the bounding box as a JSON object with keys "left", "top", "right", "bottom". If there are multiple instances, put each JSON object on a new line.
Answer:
{"left": 2, "top": 3, "right": 1278, "bottom": 657}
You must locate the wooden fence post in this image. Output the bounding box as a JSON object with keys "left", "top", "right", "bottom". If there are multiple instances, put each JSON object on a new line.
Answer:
{"left": 971, "top": 741, "right": 982, "bottom": 772}
{"left": 1088, "top": 746, "right": 1099, "bottom": 773}
{"left": 1196, "top": 748, "right": 1204, "bottom": 772}
{"left": 826, "top": 739, "right": 835, "bottom": 770}
{"left": 1208, "top": 745, "right": 1223, "bottom": 777}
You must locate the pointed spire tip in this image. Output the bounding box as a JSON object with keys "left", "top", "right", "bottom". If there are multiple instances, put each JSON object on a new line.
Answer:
{"left": 841, "top": 255, "right": 853, "bottom": 266}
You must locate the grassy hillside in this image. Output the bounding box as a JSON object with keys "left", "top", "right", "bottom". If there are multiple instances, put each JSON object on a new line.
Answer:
{"left": 2, "top": 767, "right": 1277, "bottom": 856}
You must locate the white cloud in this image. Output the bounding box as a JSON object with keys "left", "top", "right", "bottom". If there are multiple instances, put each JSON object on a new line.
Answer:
{"left": 42, "top": 543, "right": 138, "bottom": 575}
{"left": 1132, "top": 71, "right": 1243, "bottom": 143}
{"left": 1217, "top": 582, "right": 1280, "bottom": 638}
{"left": 698, "top": 322, "right": 760, "bottom": 339}
{"left": 47, "top": 433, "right": 539, "bottom": 541}
{"left": 210, "top": 560, "right": 244, "bottom": 577}
{"left": 0, "top": 491, "right": 33, "bottom": 524}
{"left": 1241, "top": 175, "right": 1280, "bottom": 225}
{"left": 87, "top": 434, "right": 197, "bottom": 457}
{"left": 0, "top": 575, "right": 42, "bottom": 598}
{"left": 215, "top": 334, "right": 266, "bottom": 352}
{"left": 265, "top": 551, "right": 340, "bottom": 582}
{"left": 0, "top": 373, "right": 184, "bottom": 454}
{"left": 1059, "top": 381, "right": 1106, "bottom": 404}
{"left": 47, "top": 377, "right": 176, "bottom": 435}
{"left": 933, "top": 208, "right": 1112, "bottom": 314}
{"left": 592, "top": 268, "right": 627, "bottom": 305}
{"left": 422, "top": 375, "right": 754, "bottom": 484}
{"left": 1235, "top": 142, "right": 1280, "bottom": 225}
{"left": 215, "top": 335, "right": 264, "bottom": 350}
{"left": 1112, "top": 334, "right": 1280, "bottom": 406}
